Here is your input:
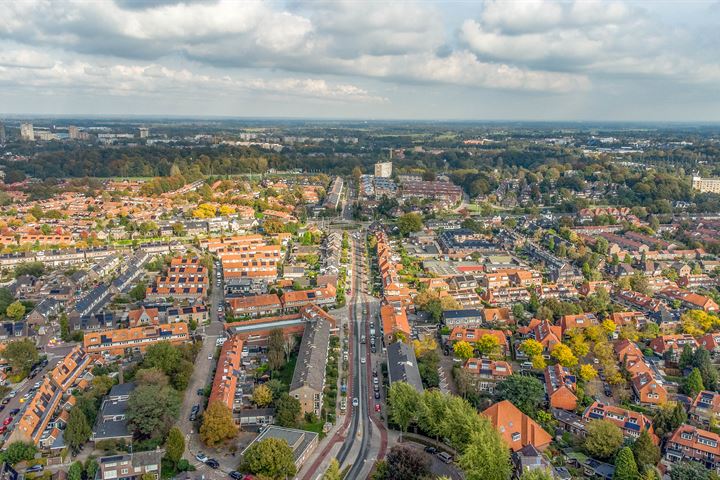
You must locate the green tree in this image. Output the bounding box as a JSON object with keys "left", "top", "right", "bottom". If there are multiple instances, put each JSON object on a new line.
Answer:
{"left": 241, "top": 438, "right": 297, "bottom": 480}
{"left": 127, "top": 385, "right": 180, "bottom": 440}
{"left": 4, "top": 339, "right": 39, "bottom": 375}
{"left": 275, "top": 393, "right": 301, "bottom": 428}
{"left": 200, "top": 401, "right": 238, "bottom": 447}
{"left": 267, "top": 329, "right": 286, "bottom": 371}
{"left": 165, "top": 426, "right": 185, "bottom": 466}
{"left": 68, "top": 461, "right": 83, "bottom": 480}
{"left": 584, "top": 420, "right": 624, "bottom": 460}
{"left": 397, "top": 213, "right": 423, "bottom": 236}
{"left": 632, "top": 429, "right": 660, "bottom": 472}
{"left": 65, "top": 407, "right": 92, "bottom": 453}
{"left": 252, "top": 384, "right": 273, "bottom": 407}
{"left": 693, "top": 347, "right": 719, "bottom": 391}
{"left": 519, "top": 339, "right": 543, "bottom": 358}
{"left": 669, "top": 462, "right": 712, "bottom": 480}
{"left": 128, "top": 281, "right": 147, "bottom": 301}
{"left": 2, "top": 441, "right": 37, "bottom": 465}
{"left": 496, "top": 375, "right": 545, "bottom": 417}
{"left": 652, "top": 402, "right": 687, "bottom": 437}
{"left": 6, "top": 301, "right": 25, "bottom": 321}
{"left": 458, "top": 420, "right": 511, "bottom": 480}
{"left": 475, "top": 334, "right": 501, "bottom": 358}
{"left": 520, "top": 470, "right": 554, "bottom": 480}
{"left": 614, "top": 447, "right": 639, "bottom": 480}
{"left": 85, "top": 458, "right": 99, "bottom": 480}
{"left": 388, "top": 382, "right": 422, "bottom": 439}
{"left": 420, "top": 389, "right": 448, "bottom": 441}
{"left": 322, "top": 459, "right": 341, "bottom": 480}
{"left": 683, "top": 368, "right": 704, "bottom": 398}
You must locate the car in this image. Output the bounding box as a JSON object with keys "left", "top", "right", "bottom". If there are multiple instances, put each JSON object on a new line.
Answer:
{"left": 374, "top": 404, "right": 381, "bottom": 412}
{"left": 9, "top": 409, "right": 20, "bottom": 415}
{"left": 371, "top": 346, "right": 376, "bottom": 354}
{"left": 374, "top": 384, "right": 379, "bottom": 392}
{"left": 437, "top": 452, "right": 453, "bottom": 464}
{"left": 208, "top": 354, "right": 213, "bottom": 360}
{"left": 0, "top": 405, "right": 4, "bottom": 413}
{"left": 361, "top": 357, "right": 366, "bottom": 364}
{"left": 33, "top": 382, "right": 41, "bottom": 389}
{"left": 352, "top": 398, "right": 359, "bottom": 407}
{"left": 3, "top": 417, "right": 12, "bottom": 425}
{"left": 25, "top": 465, "right": 43, "bottom": 474}
{"left": 218, "top": 306, "right": 224, "bottom": 312}
{"left": 0, "top": 425, "right": 6, "bottom": 434}
{"left": 373, "top": 377, "right": 378, "bottom": 385}
{"left": 604, "top": 386, "right": 613, "bottom": 397}
{"left": 197, "top": 388, "right": 204, "bottom": 396}
{"left": 195, "top": 453, "right": 208, "bottom": 463}
{"left": 8, "top": 391, "right": 16, "bottom": 398}
{"left": 206, "top": 459, "right": 220, "bottom": 469}
{"left": 374, "top": 391, "right": 380, "bottom": 399}
{"left": 425, "top": 446, "right": 437, "bottom": 454}
{"left": 372, "top": 370, "right": 378, "bottom": 377}
{"left": 229, "top": 472, "right": 243, "bottom": 480}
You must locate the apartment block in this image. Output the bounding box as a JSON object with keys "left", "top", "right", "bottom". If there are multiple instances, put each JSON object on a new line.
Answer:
{"left": 84, "top": 323, "right": 189, "bottom": 356}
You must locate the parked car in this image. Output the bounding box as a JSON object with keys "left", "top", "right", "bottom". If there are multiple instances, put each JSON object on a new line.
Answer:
{"left": 25, "top": 465, "right": 43, "bottom": 474}
{"left": 9, "top": 409, "right": 20, "bottom": 415}
{"left": 3, "top": 417, "right": 13, "bottom": 425}
{"left": 374, "top": 404, "right": 381, "bottom": 412}
{"left": 229, "top": 472, "right": 243, "bottom": 480}
{"left": 425, "top": 446, "right": 437, "bottom": 454}
{"left": 0, "top": 426, "right": 6, "bottom": 434}
{"left": 195, "top": 453, "right": 208, "bottom": 463}
{"left": 437, "top": 452, "right": 453, "bottom": 464}
{"left": 352, "top": 398, "right": 359, "bottom": 407}
{"left": 206, "top": 459, "right": 220, "bottom": 469}
{"left": 374, "top": 391, "right": 380, "bottom": 399}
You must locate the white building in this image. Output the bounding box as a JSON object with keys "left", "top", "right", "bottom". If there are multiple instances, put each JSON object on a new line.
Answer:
{"left": 20, "top": 123, "right": 34, "bottom": 141}
{"left": 374, "top": 161, "right": 393, "bottom": 178}
{"left": 692, "top": 176, "right": 720, "bottom": 194}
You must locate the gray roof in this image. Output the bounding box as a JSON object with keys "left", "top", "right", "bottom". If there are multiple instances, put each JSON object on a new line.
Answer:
{"left": 108, "top": 383, "right": 136, "bottom": 398}
{"left": 242, "top": 426, "right": 318, "bottom": 464}
{"left": 387, "top": 342, "right": 424, "bottom": 392}
{"left": 289, "top": 318, "right": 331, "bottom": 393}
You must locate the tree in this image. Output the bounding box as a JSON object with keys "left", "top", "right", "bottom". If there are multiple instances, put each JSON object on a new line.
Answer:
{"left": 420, "top": 389, "right": 448, "bottom": 441}
{"left": 397, "top": 213, "right": 423, "bottom": 236}
{"left": 579, "top": 364, "right": 598, "bottom": 382}
{"left": 241, "top": 438, "right": 297, "bottom": 480}
{"left": 453, "top": 341, "right": 474, "bottom": 360}
{"left": 252, "top": 384, "right": 273, "bottom": 407}
{"left": 519, "top": 339, "right": 543, "bottom": 357}
{"left": 584, "top": 420, "right": 624, "bottom": 460}
{"left": 496, "top": 375, "right": 545, "bottom": 418}
{"left": 377, "top": 445, "right": 431, "bottom": 480}
{"left": 652, "top": 402, "right": 687, "bottom": 437}
{"left": 275, "top": 393, "right": 301, "bottom": 428}
{"left": 475, "top": 334, "right": 501, "bottom": 358}
{"left": 135, "top": 368, "right": 169, "bottom": 387}
{"left": 65, "top": 407, "right": 91, "bottom": 453}
{"left": 683, "top": 368, "right": 704, "bottom": 398}
{"left": 388, "top": 381, "right": 422, "bottom": 438}
{"left": 6, "top": 301, "right": 25, "bottom": 321}
{"left": 128, "top": 281, "right": 147, "bottom": 301}
{"left": 692, "top": 347, "right": 719, "bottom": 391}
{"left": 614, "top": 447, "right": 639, "bottom": 480}
{"left": 200, "top": 401, "right": 238, "bottom": 447}
{"left": 458, "top": 420, "right": 511, "bottom": 480}
{"left": 268, "top": 329, "right": 286, "bottom": 371}
{"left": 127, "top": 385, "right": 180, "bottom": 440}
{"left": 68, "top": 462, "right": 83, "bottom": 480}
{"left": 551, "top": 343, "right": 578, "bottom": 367}
{"left": 165, "top": 427, "right": 185, "bottom": 466}
{"left": 632, "top": 429, "right": 660, "bottom": 472}
{"left": 601, "top": 319, "right": 616, "bottom": 335}
{"left": 4, "top": 339, "right": 39, "bottom": 375}
{"left": 669, "top": 462, "right": 712, "bottom": 480}
{"left": 520, "top": 470, "right": 554, "bottom": 480}
{"left": 3, "top": 441, "right": 37, "bottom": 465}
{"left": 85, "top": 458, "right": 99, "bottom": 480}
{"left": 323, "top": 459, "right": 341, "bottom": 480}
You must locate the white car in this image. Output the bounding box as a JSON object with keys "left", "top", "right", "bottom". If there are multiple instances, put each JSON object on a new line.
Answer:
{"left": 361, "top": 357, "right": 366, "bottom": 364}
{"left": 352, "top": 398, "right": 359, "bottom": 407}
{"left": 208, "top": 355, "right": 213, "bottom": 360}
{"left": 195, "top": 453, "right": 208, "bottom": 463}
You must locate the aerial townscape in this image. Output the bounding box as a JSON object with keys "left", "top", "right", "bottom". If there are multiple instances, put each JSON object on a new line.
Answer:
{"left": 2, "top": 1, "right": 720, "bottom": 480}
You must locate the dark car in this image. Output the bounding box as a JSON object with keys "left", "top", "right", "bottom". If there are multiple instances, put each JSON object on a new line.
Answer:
{"left": 1, "top": 399, "right": 9, "bottom": 406}
{"left": 229, "top": 472, "right": 243, "bottom": 480}
{"left": 424, "top": 446, "right": 437, "bottom": 454}
{"left": 374, "top": 391, "right": 380, "bottom": 399}
{"left": 604, "top": 386, "right": 613, "bottom": 397}
{"left": 206, "top": 459, "right": 220, "bottom": 469}
{"left": 25, "top": 465, "right": 44, "bottom": 474}
{"left": 197, "top": 388, "right": 204, "bottom": 396}
{"left": 9, "top": 409, "right": 20, "bottom": 415}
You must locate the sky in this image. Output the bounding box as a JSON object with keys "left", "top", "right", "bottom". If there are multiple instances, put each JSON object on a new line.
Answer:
{"left": 1, "top": 0, "right": 720, "bottom": 121}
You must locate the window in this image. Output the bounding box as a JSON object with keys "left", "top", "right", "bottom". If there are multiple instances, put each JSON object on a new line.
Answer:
{"left": 512, "top": 432, "right": 521, "bottom": 442}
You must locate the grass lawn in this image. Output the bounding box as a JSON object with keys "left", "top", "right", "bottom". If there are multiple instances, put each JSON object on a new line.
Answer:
{"left": 300, "top": 420, "right": 326, "bottom": 439}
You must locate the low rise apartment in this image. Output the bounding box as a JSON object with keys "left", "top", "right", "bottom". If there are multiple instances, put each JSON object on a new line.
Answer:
{"left": 665, "top": 424, "right": 720, "bottom": 472}
{"left": 583, "top": 402, "right": 658, "bottom": 444}
{"left": 289, "top": 316, "right": 331, "bottom": 417}
{"left": 463, "top": 358, "right": 512, "bottom": 393}
{"left": 84, "top": 323, "right": 189, "bottom": 356}
{"left": 227, "top": 293, "right": 283, "bottom": 317}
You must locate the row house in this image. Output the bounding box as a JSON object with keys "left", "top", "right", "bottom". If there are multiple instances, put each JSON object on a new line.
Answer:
{"left": 559, "top": 313, "right": 598, "bottom": 336}
{"left": 381, "top": 304, "right": 411, "bottom": 344}
{"left": 678, "top": 274, "right": 718, "bottom": 290}
{"left": 578, "top": 281, "right": 613, "bottom": 296}
{"left": 227, "top": 294, "right": 283, "bottom": 318}
{"left": 280, "top": 284, "right": 337, "bottom": 311}
{"left": 442, "top": 309, "right": 483, "bottom": 328}
{"left": 482, "top": 286, "right": 531, "bottom": 305}
{"left": 699, "top": 333, "right": 720, "bottom": 356}
{"left": 611, "top": 311, "right": 650, "bottom": 330}
{"left": 84, "top": 323, "right": 189, "bottom": 356}
{"left": 616, "top": 339, "right": 667, "bottom": 405}
{"left": 613, "top": 289, "right": 666, "bottom": 314}
{"left": 650, "top": 334, "right": 699, "bottom": 360}
{"left": 145, "top": 286, "right": 206, "bottom": 302}
{"left": 209, "top": 336, "right": 244, "bottom": 414}
{"left": 463, "top": 358, "right": 512, "bottom": 393}
{"left": 665, "top": 424, "right": 720, "bottom": 472}
{"left": 536, "top": 284, "right": 579, "bottom": 301}
{"left": 201, "top": 234, "right": 266, "bottom": 252}
{"left": 448, "top": 289, "right": 483, "bottom": 308}
{"left": 289, "top": 316, "right": 331, "bottom": 417}
{"left": 518, "top": 319, "right": 563, "bottom": 357}
{"left": 482, "top": 307, "right": 514, "bottom": 327}
{"left": 583, "top": 401, "right": 658, "bottom": 444}
{"left": 658, "top": 287, "right": 719, "bottom": 312}
{"left": 166, "top": 305, "right": 209, "bottom": 325}
{"left": 449, "top": 327, "right": 509, "bottom": 355}
{"left": 690, "top": 391, "right": 720, "bottom": 428}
